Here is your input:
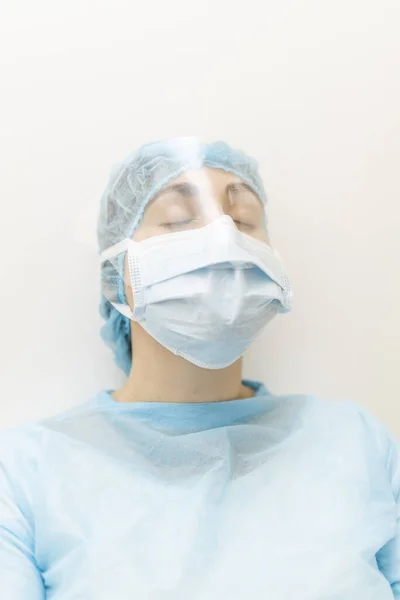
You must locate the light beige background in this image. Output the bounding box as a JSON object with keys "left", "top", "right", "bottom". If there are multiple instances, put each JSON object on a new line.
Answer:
{"left": 0, "top": 0, "right": 399, "bottom": 432}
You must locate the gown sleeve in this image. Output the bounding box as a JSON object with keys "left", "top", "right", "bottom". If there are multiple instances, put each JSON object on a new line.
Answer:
{"left": 375, "top": 433, "right": 400, "bottom": 597}
{"left": 356, "top": 404, "right": 400, "bottom": 598}
{"left": 0, "top": 432, "right": 45, "bottom": 599}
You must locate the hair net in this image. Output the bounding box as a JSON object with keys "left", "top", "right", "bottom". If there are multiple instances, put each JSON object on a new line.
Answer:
{"left": 97, "top": 138, "right": 269, "bottom": 374}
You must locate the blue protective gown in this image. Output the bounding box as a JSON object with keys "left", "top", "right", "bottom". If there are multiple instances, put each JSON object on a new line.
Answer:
{"left": 1, "top": 380, "right": 399, "bottom": 599}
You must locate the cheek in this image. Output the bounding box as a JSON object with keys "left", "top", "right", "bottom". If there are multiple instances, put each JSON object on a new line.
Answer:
{"left": 125, "top": 283, "right": 134, "bottom": 310}
{"left": 252, "top": 228, "right": 270, "bottom": 244}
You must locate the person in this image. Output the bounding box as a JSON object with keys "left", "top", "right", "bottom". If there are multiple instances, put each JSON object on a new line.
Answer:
{"left": 0, "top": 138, "right": 399, "bottom": 599}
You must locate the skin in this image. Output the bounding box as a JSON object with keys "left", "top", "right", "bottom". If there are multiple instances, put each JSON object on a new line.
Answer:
{"left": 112, "top": 168, "right": 269, "bottom": 405}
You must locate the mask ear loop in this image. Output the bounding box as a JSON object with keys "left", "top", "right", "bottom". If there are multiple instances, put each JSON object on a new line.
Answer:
{"left": 100, "top": 239, "right": 134, "bottom": 320}
{"left": 109, "top": 301, "right": 132, "bottom": 320}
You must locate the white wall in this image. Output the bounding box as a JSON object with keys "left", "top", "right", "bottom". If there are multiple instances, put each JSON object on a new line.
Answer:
{"left": 0, "top": 0, "right": 399, "bottom": 432}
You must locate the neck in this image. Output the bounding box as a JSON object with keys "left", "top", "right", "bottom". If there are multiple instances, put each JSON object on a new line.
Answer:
{"left": 112, "top": 323, "right": 253, "bottom": 404}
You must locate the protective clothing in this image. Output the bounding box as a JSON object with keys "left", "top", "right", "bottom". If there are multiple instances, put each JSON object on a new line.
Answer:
{"left": 100, "top": 215, "right": 292, "bottom": 368}
{"left": 1, "top": 381, "right": 399, "bottom": 599}
{"left": 97, "top": 138, "right": 274, "bottom": 374}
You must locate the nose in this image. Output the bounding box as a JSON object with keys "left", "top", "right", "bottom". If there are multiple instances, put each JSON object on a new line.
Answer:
{"left": 198, "top": 192, "right": 225, "bottom": 225}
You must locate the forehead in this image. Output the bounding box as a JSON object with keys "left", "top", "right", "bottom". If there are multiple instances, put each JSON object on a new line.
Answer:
{"left": 171, "top": 167, "right": 245, "bottom": 188}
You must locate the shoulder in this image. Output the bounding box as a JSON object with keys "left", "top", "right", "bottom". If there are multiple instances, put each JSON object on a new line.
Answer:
{"left": 0, "top": 423, "right": 45, "bottom": 517}
{"left": 0, "top": 396, "right": 101, "bottom": 478}
{"left": 266, "top": 389, "right": 373, "bottom": 433}
{"left": 0, "top": 422, "right": 44, "bottom": 466}
{"left": 344, "top": 400, "right": 400, "bottom": 487}
{"left": 296, "top": 393, "right": 400, "bottom": 497}
{"left": 281, "top": 391, "right": 397, "bottom": 440}
{"left": 269, "top": 389, "right": 399, "bottom": 458}
{"left": 305, "top": 393, "right": 399, "bottom": 448}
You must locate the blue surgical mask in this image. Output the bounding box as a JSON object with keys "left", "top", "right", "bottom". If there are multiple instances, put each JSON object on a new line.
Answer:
{"left": 100, "top": 216, "right": 292, "bottom": 369}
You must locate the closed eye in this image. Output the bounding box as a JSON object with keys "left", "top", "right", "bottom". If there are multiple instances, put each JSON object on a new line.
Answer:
{"left": 161, "top": 219, "right": 198, "bottom": 230}
{"left": 233, "top": 220, "right": 255, "bottom": 230}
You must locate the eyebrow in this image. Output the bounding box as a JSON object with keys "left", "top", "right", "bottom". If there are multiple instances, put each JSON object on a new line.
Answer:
{"left": 154, "top": 180, "right": 260, "bottom": 204}
{"left": 226, "top": 181, "right": 255, "bottom": 194}
{"left": 226, "top": 181, "right": 261, "bottom": 204}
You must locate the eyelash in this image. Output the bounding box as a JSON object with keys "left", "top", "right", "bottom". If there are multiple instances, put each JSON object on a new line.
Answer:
{"left": 161, "top": 219, "right": 255, "bottom": 230}
{"left": 234, "top": 220, "right": 255, "bottom": 229}
{"left": 161, "top": 219, "right": 196, "bottom": 230}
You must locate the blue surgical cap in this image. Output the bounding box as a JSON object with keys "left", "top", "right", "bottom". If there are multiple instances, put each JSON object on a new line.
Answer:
{"left": 97, "top": 138, "right": 268, "bottom": 374}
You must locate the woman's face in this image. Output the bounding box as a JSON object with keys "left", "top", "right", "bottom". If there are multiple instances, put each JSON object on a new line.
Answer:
{"left": 132, "top": 167, "right": 269, "bottom": 244}
{"left": 125, "top": 167, "right": 269, "bottom": 309}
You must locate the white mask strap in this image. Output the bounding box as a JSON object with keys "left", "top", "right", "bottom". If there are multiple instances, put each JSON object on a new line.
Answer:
{"left": 110, "top": 301, "right": 133, "bottom": 320}
{"left": 100, "top": 239, "right": 132, "bottom": 264}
